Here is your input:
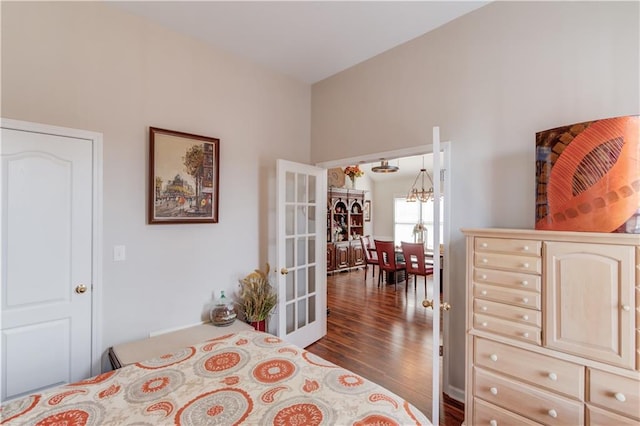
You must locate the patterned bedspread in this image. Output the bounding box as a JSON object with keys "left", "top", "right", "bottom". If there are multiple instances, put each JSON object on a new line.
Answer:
{"left": 1, "top": 330, "right": 431, "bottom": 425}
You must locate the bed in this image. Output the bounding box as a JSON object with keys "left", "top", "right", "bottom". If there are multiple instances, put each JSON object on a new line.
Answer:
{"left": 1, "top": 329, "right": 431, "bottom": 425}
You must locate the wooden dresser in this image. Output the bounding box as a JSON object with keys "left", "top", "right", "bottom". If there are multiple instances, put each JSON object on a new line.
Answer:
{"left": 463, "top": 228, "right": 640, "bottom": 426}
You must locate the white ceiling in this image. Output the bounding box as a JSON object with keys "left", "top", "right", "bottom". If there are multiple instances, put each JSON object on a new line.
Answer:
{"left": 109, "top": 1, "right": 489, "bottom": 84}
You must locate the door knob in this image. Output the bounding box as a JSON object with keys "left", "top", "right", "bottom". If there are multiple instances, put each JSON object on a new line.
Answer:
{"left": 422, "top": 299, "right": 451, "bottom": 311}
{"left": 75, "top": 284, "right": 87, "bottom": 294}
{"left": 280, "top": 268, "right": 289, "bottom": 275}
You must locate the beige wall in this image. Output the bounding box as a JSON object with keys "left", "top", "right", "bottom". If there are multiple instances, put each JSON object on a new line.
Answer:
{"left": 1, "top": 2, "right": 311, "bottom": 364}
{"left": 311, "top": 1, "right": 639, "bottom": 396}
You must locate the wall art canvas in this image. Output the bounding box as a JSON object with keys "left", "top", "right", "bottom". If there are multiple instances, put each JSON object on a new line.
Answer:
{"left": 148, "top": 127, "right": 219, "bottom": 224}
{"left": 535, "top": 115, "right": 639, "bottom": 233}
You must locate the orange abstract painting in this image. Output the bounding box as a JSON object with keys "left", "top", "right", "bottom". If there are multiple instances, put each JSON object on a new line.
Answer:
{"left": 536, "top": 115, "right": 639, "bottom": 233}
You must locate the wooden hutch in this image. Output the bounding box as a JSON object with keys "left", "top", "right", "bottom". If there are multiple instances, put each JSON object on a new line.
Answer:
{"left": 327, "top": 188, "right": 366, "bottom": 273}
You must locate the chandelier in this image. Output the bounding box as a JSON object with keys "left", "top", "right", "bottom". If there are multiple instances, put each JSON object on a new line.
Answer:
{"left": 406, "top": 158, "right": 434, "bottom": 202}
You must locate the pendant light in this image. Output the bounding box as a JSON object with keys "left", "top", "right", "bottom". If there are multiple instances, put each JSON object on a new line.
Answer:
{"left": 371, "top": 159, "right": 399, "bottom": 173}
{"left": 406, "top": 157, "right": 434, "bottom": 202}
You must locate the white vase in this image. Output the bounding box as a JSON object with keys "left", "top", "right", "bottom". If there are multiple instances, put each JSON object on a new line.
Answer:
{"left": 347, "top": 177, "right": 355, "bottom": 189}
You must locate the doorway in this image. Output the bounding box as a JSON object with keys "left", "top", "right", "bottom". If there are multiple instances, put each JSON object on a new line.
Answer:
{"left": 316, "top": 142, "right": 453, "bottom": 411}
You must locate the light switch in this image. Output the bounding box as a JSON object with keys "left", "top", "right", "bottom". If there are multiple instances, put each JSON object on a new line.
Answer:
{"left": 113, "top": 245, "right": 126, "bottom": 261}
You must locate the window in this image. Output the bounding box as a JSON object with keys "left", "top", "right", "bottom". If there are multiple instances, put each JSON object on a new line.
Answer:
{"left": 393, "top": 197, "right": 443, "bottom": 249}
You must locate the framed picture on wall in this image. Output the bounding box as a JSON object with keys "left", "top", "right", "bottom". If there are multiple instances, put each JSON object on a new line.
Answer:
{"left": 364, "top": 200, "right": 371, "bottom": 222}
{"left": 148, "top": 127, "right": 220, "bottom": 224}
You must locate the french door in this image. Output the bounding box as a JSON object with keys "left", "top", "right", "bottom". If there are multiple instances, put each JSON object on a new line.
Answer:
{"left": 275, "top": 159, "right": 327, "bottom": 348}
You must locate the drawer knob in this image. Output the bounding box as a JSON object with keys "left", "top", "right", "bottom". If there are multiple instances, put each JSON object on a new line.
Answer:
{"left": 522, "top": 297, "right": 529, "bottom": 304}
{"left": 481, "top": 306, "right": 488, "bottom": 311}
{"left": 490, "top": 354, "right": 498, "bottom": 362}
{"left": 521, "top": 280, "right": 528, "bottom": 286}
{"left": 522, "top": 262, "right": 530, "bottom": 268}
{"left": 522, "top": 315, "right": 529, "bottom": 321}
{"left": 522, "top": 332, "right": 530, "bottom": 338}
{"left": 548, "top": 409, "right": 558, "bottom": 418}
{"left": 622, "top": 305, "right": 631, "bottom": 312}
{"left": 548, "top": 372, "right": 558, "bottom": 381}
{"left": 481, "top": 274, "right": 487, "bottom": 280}
{"left": 481, "top": 290, "right": 488, "bottom": 296}
{"left": 489, "top": 387, "right": 498, "bottom": 395}
{"left": 614, "top": 392, "right": 626, "bottom": 402}
{"left": 481, "top": 243, "right": 488, "bottom": 248}
{"left": 482, "top": 258, "right": 488, "bottom": 264}
{"left": 482, "top": 322, "right": 488, "bottom": 327}
{"left": 489, "top": 420, "right": 497, "bottom": 426}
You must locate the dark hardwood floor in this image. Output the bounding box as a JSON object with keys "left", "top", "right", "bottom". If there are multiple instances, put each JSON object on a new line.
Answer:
{"left": 306, "top": 267, "right": 464, "bottom": 425}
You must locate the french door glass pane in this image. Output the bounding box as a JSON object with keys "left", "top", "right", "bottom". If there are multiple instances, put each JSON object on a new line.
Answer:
{"left": 296, "top": 173, "right": 307, "bottom": 203}
{"left": 297, "top": 299, "right": 306, "bottom": 328}
{"left": 285, "top": 238, "right": 294, "bottom": 269}
{"left": 308, "top": 295, "right": 316, "bottom": 322}
{"left": 286, "top": 205, "right": 294, "bottom": 236}
{"left": 296, "top": 268, "right": 306, "bottom": 298}
{"left": 285, "top": 271, "right": 294, "bottom": 302}
{"left": 308, "top": 265, "right": 316, "bottom": 293}
{"left": 297, "top": 207, "right": 307, "bottom": 234}
{"left": 297, "top": 237, "right": 306, "bottom": 267}
{"left": 286, "top": 303, "right": 295, "bottom": 334}
{"left": 308, "top": 206, "right": 316, "bottom": 233}
{"left": 308, "top": 175, "right": 316, "bottom": 203}
{"left": 308, "top": 237, "right": 315, "bottom": 264}
{"left": 285, "top": 172, "right": 295, "bottom": 203}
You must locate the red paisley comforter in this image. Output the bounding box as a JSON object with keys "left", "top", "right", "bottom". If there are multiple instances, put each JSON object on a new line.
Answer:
{"left": 1, "top": 330, "right": 431, "bottom": 425}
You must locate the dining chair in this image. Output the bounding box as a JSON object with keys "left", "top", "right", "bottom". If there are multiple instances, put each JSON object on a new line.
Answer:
{"left": 374, "top": 240, "right": 406, "bottom": 289}
{"left": 401, "top": 241, "right": 434, "bottom": 294}
{"left": 360, "top": 236, "right": 378, "bottom": 281}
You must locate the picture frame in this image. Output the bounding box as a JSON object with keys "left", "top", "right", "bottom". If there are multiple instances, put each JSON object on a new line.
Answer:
{"left": 148, "top": 127, "right": 219, "bottom": 224}
{"left": 364, "top": 200, "right": 371, "bottom": 222}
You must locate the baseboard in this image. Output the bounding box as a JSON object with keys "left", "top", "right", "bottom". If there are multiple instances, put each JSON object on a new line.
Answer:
{"left": 149, "top": 320, "right": 208, "bottom": 337}
{"left": 444, "top": 384, "right": 465, "bottom": 404}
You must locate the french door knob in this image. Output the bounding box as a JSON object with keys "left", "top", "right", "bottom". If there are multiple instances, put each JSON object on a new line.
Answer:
{"left": 75, "top": 284, "right": 87, "bottom": 294}
{"left": 280, "top": 268, "right": 289, "bottom": 275}
{"left": 422, "top": 299, "right": 451, "bottom": 311}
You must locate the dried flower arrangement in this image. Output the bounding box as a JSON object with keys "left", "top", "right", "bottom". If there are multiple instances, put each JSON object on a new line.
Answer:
{"left": 237, "top": 263, "right": 277, "bottom": 322}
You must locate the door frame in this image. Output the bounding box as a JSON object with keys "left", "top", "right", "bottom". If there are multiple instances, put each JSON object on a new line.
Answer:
{"left": 1, "top": 118, "right": 103, "bottom": 377}
{"left": 315, "top": 141, "right": 454, "bottom": 400}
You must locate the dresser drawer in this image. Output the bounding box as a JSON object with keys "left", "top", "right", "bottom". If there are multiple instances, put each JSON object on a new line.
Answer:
{"left": 475, "top": 252, "right": 542, "bottom": 274}
{"left": 474, "top": 299, "right": 541, "bottom": 327}
{"left": 474, "top": 313, "right": 541, "bottom": 345}
{"left": 586, "top": 404, "right": 639, "bottom": 425}
{"left": 475, "top": 337, "right": 584, "bottom": 400}
{"left": 475, "top": 237, "right": 541, "bottom": 256}
{"left": 474, "top": 268, "right": 541, "bottom": 292}
{"left": 474, "top": 397, "right": 542, "bottom": 426}
{"left": 474, "top": 283, "right": 541, "bottom": 310}
{"left": 588, "top": 368, "right": 640, "bottom": 420}
{"left": 474, "top": 367, "right": 584, "bottom": 426}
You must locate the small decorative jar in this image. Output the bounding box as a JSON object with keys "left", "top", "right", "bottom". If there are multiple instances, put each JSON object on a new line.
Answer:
{"left": 210, "top": 291, "right": 237, "bottom": 326}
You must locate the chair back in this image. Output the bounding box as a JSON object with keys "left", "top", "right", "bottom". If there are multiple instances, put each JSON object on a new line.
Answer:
{"left": 360, "top": 236, "right": 377, "bottom": 262}
{"left": 401, "top": 241, "right": 432, "bottom": 276}
{"left": 374, "top": 240, "right": 402, "bottom": 272}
